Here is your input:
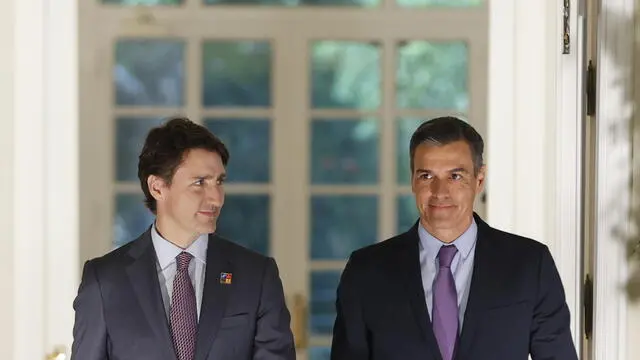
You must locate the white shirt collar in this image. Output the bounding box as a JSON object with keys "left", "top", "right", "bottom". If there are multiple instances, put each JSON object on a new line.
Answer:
{"left": 418, "top": 218, "right": 478, "bottom": 263}
{"left": 151, "top": 222, "right": 209, "bottom": 270}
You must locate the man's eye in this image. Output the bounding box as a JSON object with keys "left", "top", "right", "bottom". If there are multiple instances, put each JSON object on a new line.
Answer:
{"left": 452, "top": 173, "right": 462, "bottom": 180}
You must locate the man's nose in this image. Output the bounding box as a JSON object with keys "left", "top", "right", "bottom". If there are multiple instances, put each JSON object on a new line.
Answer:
{"left": 206, "top": 184, "right": 224, "bottom": 206}
{"left": 431, "top": 178, "right": 450, "bottom": 196}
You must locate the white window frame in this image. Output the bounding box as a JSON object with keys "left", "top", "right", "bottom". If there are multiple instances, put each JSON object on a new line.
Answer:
{"left": 80, "top": 1, "right": 488, "bottom": 357}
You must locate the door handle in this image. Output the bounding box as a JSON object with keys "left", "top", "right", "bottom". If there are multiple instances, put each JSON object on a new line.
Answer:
{"left": 290, "top": 293, "right": 308, "bottom": 349}
{"left": 45, "top": 345, "right": 67, "bottom": 360}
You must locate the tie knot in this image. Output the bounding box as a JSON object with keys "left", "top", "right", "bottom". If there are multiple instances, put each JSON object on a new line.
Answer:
{"left": 176, "top": 252, "right": 193, "bottom": 271}
{"left": 438, "top": 245, "right": 458, "bottom": 268}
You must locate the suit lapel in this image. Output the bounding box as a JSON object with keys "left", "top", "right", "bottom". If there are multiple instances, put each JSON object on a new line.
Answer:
{"left": 399, "top": 225, "right": 443, "bottom": 360}
{"left": 456, "top": 215, "right": 496, "bottom": 359}
{"left": 126, "top": 230, "right": 177, "bottom": 360}
{"left": 194, "top": 234, "right": 234, "bottom": 360}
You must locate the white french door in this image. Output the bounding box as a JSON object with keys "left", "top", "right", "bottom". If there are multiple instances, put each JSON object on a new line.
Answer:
{"left": 79, "top": 2, "right": 488, "bottom": 359}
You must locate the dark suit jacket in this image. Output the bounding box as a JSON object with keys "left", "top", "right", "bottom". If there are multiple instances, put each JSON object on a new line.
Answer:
{"left": 71, "top": 230, "right": 295, "bottom": 360}
{"left": 331, "top": 214, "right": 578, "bottom": 360}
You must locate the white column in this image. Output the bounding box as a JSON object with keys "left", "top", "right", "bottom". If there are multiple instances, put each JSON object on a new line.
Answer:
{"left": 0, "top": 0, "right": 79, "bottom": 358}
{"left": 593, "top": 0, "right": 634, "bottom": 359}
{"left": 0, "top": 0, "right": 16, "bottom": 357}
{"left": 488, "top": 0, "right": 556, "bottom": 240}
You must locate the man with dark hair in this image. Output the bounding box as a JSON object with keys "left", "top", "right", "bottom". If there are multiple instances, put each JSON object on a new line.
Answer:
{"left": 330, "top": 116, "right": 578, "bottom": 360}
{"left": 71, "top": 117, "right": 295, "bottom": 360}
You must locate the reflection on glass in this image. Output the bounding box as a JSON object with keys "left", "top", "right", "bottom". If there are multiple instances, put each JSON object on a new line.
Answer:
{"left": 204, "top": 0, "right": 377, "bottom": 6}
{"left": 202, "top": 41, "right": 271, "bottom": 107}
{"left": 396, "top": 41, "right": 468, "bottom": 110}
{"left": 311, "top": 119, "right": 378, "bottom": 185}
{"left": 204, "top": 119, "right": 270, "bottom": 183}
{"left": 115, "top": 39, "right": 185, "bottom": 106}
{"left": 396, "top": 117, "right": 426, "bottom": 185}
{"left": 310, "top": 271, "right": 341, "bottom": 335}
{"left": 217, "top": 195, "right": 270, "bottom": 255}
{"left": 114, "top": 194, "right": 154, "bottom": 248}
{"left": 397, "top": 0, "right": 481, "bottom": 7}
{"left": 311, "top": 41, "right": 380, "bottom": 109}
{"left": 311, "top": 196, "right": 377, "bottom": 260}
{"left": 309, "top": 347, "right": 332, "bottom": 360}
{"left": 397, "top": 194, "right": 419, "bottom": 232}
{"left": 116, "top": 117, "right": 165, "bottom": 182}
{"left": 103, "top": 0, "right": 182, "bottom": 4}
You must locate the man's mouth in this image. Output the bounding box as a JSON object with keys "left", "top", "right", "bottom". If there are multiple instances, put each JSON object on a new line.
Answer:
{"left": 198, "top": 209, "right": 219, "bottom": 217}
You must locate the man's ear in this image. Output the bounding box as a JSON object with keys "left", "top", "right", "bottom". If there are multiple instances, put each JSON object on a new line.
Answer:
{"left": 476, "top": 165, "right": 486, "bottom": 192}
{"left": 147, "top": 175, "right": 166, "bottom": 202}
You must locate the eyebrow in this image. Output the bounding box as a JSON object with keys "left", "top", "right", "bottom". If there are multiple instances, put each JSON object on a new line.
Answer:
{"left": 415, "top": 168, "right": 469, "bottom": 174}
{"left": 192, "top": 173, "right": 227, "bottom": 180}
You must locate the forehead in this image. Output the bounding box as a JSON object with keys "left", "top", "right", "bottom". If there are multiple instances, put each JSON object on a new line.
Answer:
{"left": 413, "top": 141, "right": 474, "bottom": 168}
{"left": 175, "top": 148, "right": 225, "bottom": 175}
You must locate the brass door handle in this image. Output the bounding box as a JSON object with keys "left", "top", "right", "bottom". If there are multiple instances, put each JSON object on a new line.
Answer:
{"left": 45, "top": 346, "right": 67, "bottom": 360}
{"left": 291, "top": 293, "right": 308, "bottom": 349}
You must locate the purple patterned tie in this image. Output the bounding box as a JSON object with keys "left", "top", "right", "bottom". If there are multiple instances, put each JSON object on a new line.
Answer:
{"left": 432, "top": 245, "right": 459, "bottom": 360}
{"left": 170, "top": 252, "right": 197, "bottom": 360}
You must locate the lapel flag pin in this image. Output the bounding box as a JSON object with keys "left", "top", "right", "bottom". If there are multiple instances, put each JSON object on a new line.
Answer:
{"left": 220, "top": 272, "right": 233, "bottom": 285}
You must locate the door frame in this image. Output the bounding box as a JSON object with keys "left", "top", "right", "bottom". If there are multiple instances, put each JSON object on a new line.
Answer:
{"left": 488, "top": 0, "right": 585, "bottom": 353}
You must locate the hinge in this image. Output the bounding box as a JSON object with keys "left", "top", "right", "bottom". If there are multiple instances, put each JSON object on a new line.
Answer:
{"left": 563, "top": 0, "right": 571, "bottom": 54}
{"left": 583, "top": 274, "right": 593, "bottom": 339}
{"left": 586, "top": 60, "right": 596, "bottom": 116}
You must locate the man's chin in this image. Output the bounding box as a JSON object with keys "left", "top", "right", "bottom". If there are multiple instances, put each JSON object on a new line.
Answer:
{"left": 195, "top": 223, "right": 217, "bottom": 235}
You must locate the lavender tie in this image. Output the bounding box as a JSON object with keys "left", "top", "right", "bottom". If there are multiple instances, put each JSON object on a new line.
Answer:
{"left": 170, "top": 252, "right": 197, "bottom": 360}
{"left": 432, "top": 245, "right": 459, "bottom": 360}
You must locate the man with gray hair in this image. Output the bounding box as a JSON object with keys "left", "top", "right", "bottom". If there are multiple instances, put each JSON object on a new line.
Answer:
{"left": 330, "top": 116, "right": 578, "bottom": 360}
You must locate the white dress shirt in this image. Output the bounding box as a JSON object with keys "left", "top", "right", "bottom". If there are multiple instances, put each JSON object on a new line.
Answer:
{"left": 151, "top": 223, "right": 208, "bottom": 321}
{"left": 418, "top": 219, "right": 478, "bottom": 330}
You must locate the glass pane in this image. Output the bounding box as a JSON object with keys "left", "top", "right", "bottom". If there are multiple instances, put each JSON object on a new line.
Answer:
{"left": 311, "top": 41, "right": 380, "bottom": 110}
{"left": 311, "top": 119, "right": 378, "bottom": 185}
{"left": 396, "top": 117, "right": 426, "bottom": 185}
{"left": 116, "top": 117, "right": 165, "bottom": 182}
{"left": 309, "top": 347, "right": 332, "bottom": 360}
{"left": 103, "top": 0, "right": 182, "bottom": 4}
{"left": 217, "top": 195, "right": 270, "bottom": 255}
{"left": 202, "top": 41, "right": 271, "bottom": 107}
{"left": 204, "top": 119, "right": 270, "bottom": 183}
{"left": 310, "top": 271, "right": 341, "bottom": 335}
{"left": 204, "top": 0, "right": 377, "bottom": 6}
{"left": 114, "top": 194, "right": 154, "bottom": 248}
{"left": 311, "top": 196, "right": 377, "bottom": 260}
{"left": 115, "top": 39, "right": 185, "bottom": 106}
{"left": 397, "top": 0, "right": 481, "bottom": 7}
{"left": 398, "top": 194, "right": 419, "bottom": 232}
{"left": 396, "top": 41, "right": 468, "bottom": 110}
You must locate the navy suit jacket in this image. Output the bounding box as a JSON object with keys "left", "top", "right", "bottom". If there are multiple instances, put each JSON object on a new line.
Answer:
{"left": 71, "top": 230, "right": 295, "bottom": 360}
{"left": 331, "top": 214, "right": 578, "bottom": 360}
